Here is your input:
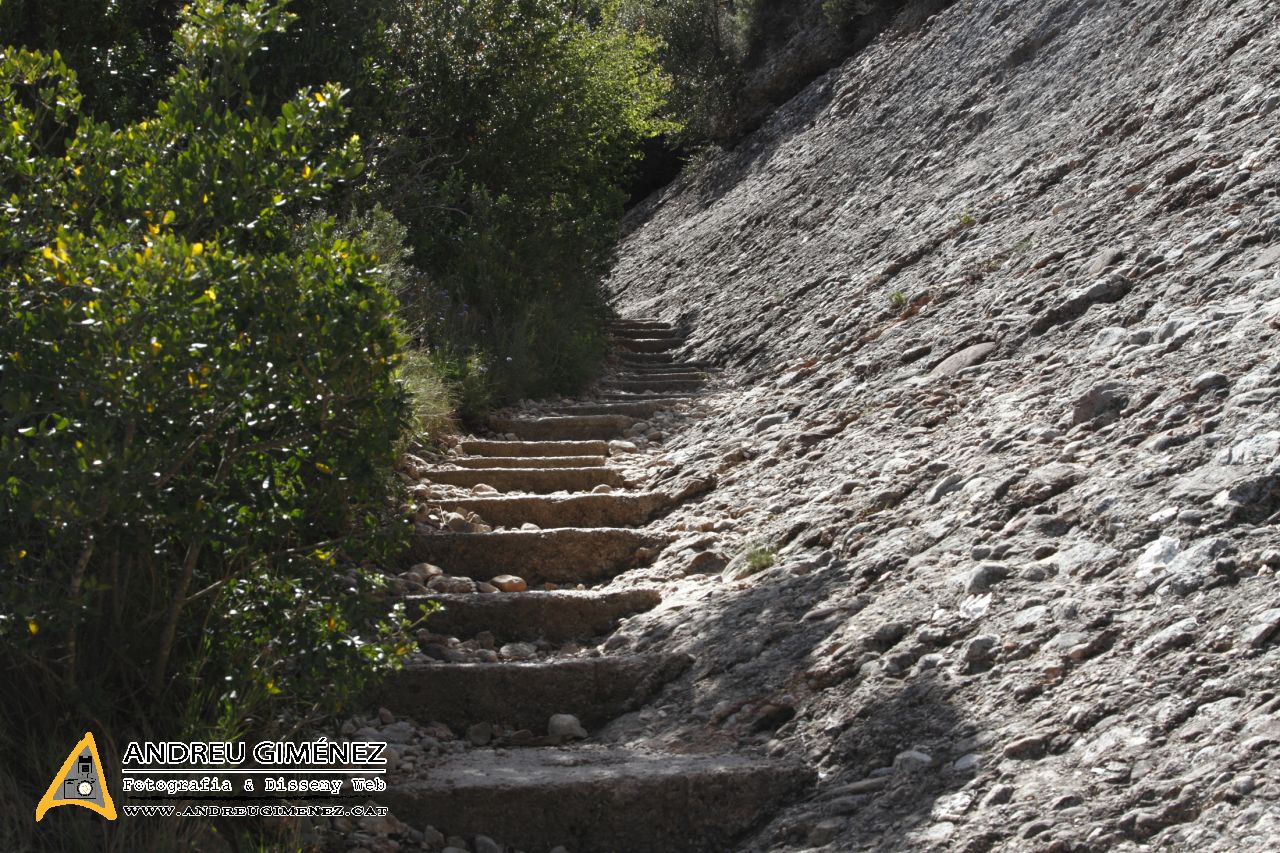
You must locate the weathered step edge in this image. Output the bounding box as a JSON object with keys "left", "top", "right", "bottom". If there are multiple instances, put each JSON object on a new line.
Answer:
{"left": 436, "top": 492, "right": 673, "bottom": 529}
{"left": 616, "top": 337, "right": 686, "bottom": 354}
{"left": 407, "top": 528, "right": 669, "bottom": 583}
{"left": 449, "top": 455, "right": 607, "bottom": 470}
{"left": 459, "top": 439, "right": 609, "bottom": 457}
{"left": 550, "top": 398, "right": 692, "bottom": 418}
{"left": 603, "top": 378, "right": 707, "bottom": 393}
{"left": 383, "top": 748, "right": 814, "bottom": 853}
{"left": 422, "top": 466, "right": 627, "bottom": 494}
{"left": 376, "top": 653, "right": 691, "bottom": 731}
{"left": 489, "top": 414, "right": 638, "bottom": 441}
{"left": 406, "top": 588, "right": 662, "bottom": 644}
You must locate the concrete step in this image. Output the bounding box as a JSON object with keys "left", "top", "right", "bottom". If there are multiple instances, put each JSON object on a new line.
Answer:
{"left": 450, "top": 455, "right": 607, "bottom": 470}
{"left": 459, "top": 439, "right": 609, "bottom": 457}
{"left": 422, "top": 467, "right": 626, "bottom": 494}
{"left": 383, "top": 748, "right": 814, "bottom": 853}
{"left": 408, "top": 528, "right": 669, "bottom": 583}
{"left": 615, "top": 337, "right": 686, "bottom": 354}
{"left": 377, "top": 653, "right": 690, "bottom": 731}
{"left": 603, "top": 378, "right": 707, "bottom": 393}
{"left": 489, "top": 414, "right": 638, "bottom": 441}
{"left": 550, "top": 399, "right": 690, "bottom": 418}
{"left": 409, "top": 588, "right": 662, "bottom": 643}
{"left": 439, "top": 492, "right": 672, "bottom": 528}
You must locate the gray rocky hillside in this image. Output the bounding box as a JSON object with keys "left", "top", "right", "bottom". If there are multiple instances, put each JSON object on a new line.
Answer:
{"left": 604, "top": 0, "right": 1280, "bottom": 849}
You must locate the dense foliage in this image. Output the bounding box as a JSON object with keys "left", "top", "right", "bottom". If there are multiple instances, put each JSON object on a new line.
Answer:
{"left": 617, "top": 0, "right": 949, "bottom": 144}
{"left": 369, "top": 0, "right": 676, "bottom": 412}
{"left": 2, "top": 0, "right": 674, "bottom": 845}
{"left": 1, "top": 3, "right": 416, "bottom": 844}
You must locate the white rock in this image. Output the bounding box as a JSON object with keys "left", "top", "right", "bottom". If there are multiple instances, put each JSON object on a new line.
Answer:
{"left": 893, "top": 749, "right": 933, "bottom": 771}
{"left": 753, "top": 413, "right": 789, "bottom": 433}
{"left": 499, "top": 642, "right": 537, "bottom": 661}
{"left": 548, "top": 714, "right": 588, "bottom": 740}
{"left": 1135, "top": 537, "right": 1180, "bottom": 578}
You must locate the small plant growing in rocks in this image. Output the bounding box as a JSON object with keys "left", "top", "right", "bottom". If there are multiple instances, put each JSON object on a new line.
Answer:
{"left": 889, "top": 289, "right": 909, "bottom": 309}
{"left": 745, "top": 544, "right": 778, "bottom": 573}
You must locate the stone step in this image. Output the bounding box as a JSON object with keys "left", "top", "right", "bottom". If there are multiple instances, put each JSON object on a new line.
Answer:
{"left": 422, "top": 467, "right": 626, "bottom": 494}
{"left": 459, "top": 439, "right": 609, "bottom": 457}
{"left": 550, "top": 399, "right": 690, "bottom": 418}
{"left": 609, "top": 332, "right": 686, "bottom": 346}
{"left": 607, "top": 319, "right": 678, "bottom": 331}
{"left": 603, "top": 378, "right": 707, "bottom": 393}
{"left": 615, "top": 337, "right": 686, "bottom": 354}
{"left": 377, "top": 653, "right": 690, "bottom": 731}
{"left": 383, "top": 748, "right": 814, "bottom": 853}
{"left": 618, "top": 355, "right": 714, "bottom": 369}
{"left": 489, "top": 414, "right": 638, "bottom": 441}
{"left": 449, "top": 455, "right": 607, "bottom": 470}
{"left": 619, "top": 363, "right": 717, "bottom": 374}
{"left": 409, "top": 589, "right": 662, "bottom": 643}
{"left": 618, "top": 351, "right": 676, "bottom": 365}
{"left": 439, "top": 492, "right": 672, "bottom": 528}
{"left": 615, "top": 366, "right": 711, "bottom": 377}
{"left": 408, "top": 528, "right": 668, "bottom": 583}
{"left": 596, "top": 389, "right": 695, "bottom": 399}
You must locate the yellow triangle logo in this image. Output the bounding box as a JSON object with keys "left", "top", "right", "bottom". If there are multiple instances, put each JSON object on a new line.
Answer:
{"left": 35, "top": 732, "right": 117, "bottom": 822}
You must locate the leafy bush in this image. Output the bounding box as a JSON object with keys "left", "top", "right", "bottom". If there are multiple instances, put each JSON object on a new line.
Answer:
{"left": 0, "top": 0, "right": 180, "bottom": 122}
{"left": 368, "top": 0, "right": 676, "bottom": 414}
{"left": 617, "top": 0, "right": 744, "bottom": 141}
{"left": 0, "top": 0, "right": 414, "bottom": 826}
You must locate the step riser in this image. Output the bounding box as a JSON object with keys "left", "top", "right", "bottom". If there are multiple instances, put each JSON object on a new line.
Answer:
{"left": 619, "top": 353, "right": 676, "bottom": 365}
{"left": 383, "top": 758, "right": 813, "bottom": 853}
{"left": 603, "top": 380, "right": 707, "bottom": 393}
{"left": 490, "top": 415, "right": 638, "bottom": 441}
{"left": 550, "top": 400, "right": 688, "bottom": 418}
{"left": 610, "top": 336, "right": 686, "bottom": 348}
{"left": 377, "top": 654, "right": 690, "bottom": 731}
{"left": 620, "top": 362, "right": 715, "bottom": 372}
{"left": 611, "top": 366, "right": 706, "bottom": 376}
{"left": 459, "top": 440, "right": 608, "bottom": 457}
{"left": 423, "top": 468, "right": 626, "bottom": 494}
{"left": 437, "top": 493, "right": 671, "bottom": 528}
{"left": 450, "top": 456, "right": 606, "bottom": 470}
{"left": 408, "top": 529, "right": 668, "bottom": 583}
{"left": 607, "top": 322, "right": 679, "bottom": 332}
{"left": 405, "top": 589, "right": 662, "bottom": 644}
{"left": 615, "top": 338, "right": 685, "bottom": 354}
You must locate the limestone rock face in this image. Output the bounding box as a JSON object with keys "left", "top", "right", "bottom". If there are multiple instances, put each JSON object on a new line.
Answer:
{"left": 605, "top": 0, "right": 1280, "bottom": 849}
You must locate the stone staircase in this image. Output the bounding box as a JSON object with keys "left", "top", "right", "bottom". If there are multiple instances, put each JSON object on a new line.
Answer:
{"left": 376, "top": 319, "right": 812, "bottom": 853}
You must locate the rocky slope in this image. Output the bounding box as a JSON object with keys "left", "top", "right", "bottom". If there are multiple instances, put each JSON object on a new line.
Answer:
{"left": 602, "top": 0, "right": 1280, "bottom": 850}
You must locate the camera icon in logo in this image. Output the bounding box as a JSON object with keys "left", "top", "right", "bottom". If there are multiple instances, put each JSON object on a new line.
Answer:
{"left": 64, "top": 778, "right": 95, "bottom": 799}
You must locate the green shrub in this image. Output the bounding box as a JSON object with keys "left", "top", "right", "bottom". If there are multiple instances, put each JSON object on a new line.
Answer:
{"left": 0, "top": 0, "right": 179, "bottom": 122}
{"left": 399, "top": 350, "right": 458, "bottom": 442}
{"left": 822, "top": 0, "right": 878, "bottom": 31}
{"left": 0, "top": 0, "right": 414, "bottom": 829}
{"left": 373, "top": 0, "right": 675, "bottom": 408}
{"left": 745, "top": 544, "right": 778, "bottom": 573}
{"left": 618, "top": 0, "right": 743, "bottom": 141}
